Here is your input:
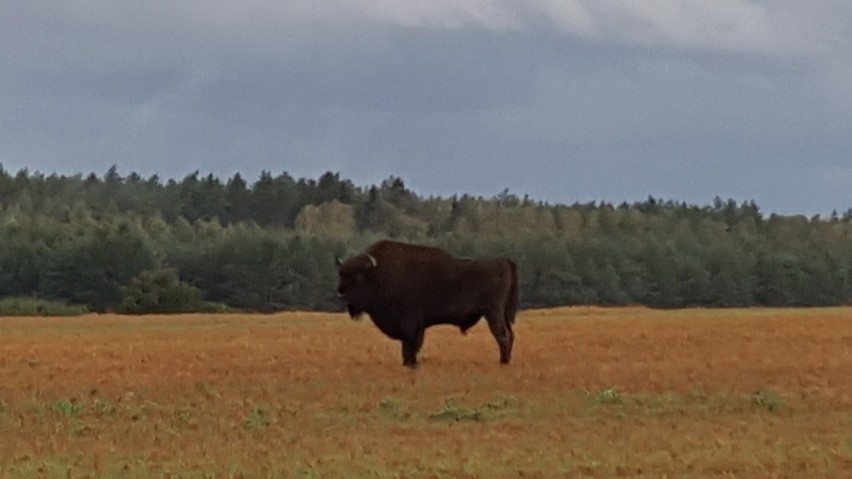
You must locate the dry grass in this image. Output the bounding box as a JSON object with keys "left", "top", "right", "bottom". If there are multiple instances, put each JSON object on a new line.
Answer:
{"left": 2, "top": 307, "right": 852, "bottom": 477}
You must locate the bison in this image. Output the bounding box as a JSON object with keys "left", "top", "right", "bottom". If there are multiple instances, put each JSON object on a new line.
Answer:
{"left": 335, "top": 240, "right": 519, "bottom": 368}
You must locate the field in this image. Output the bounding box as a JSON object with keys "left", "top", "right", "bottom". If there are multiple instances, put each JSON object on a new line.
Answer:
{"left": 2, "top": 307, "right": 852, "bottom": 478}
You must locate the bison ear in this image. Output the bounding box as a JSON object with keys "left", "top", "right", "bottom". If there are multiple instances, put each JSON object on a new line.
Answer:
{"left": 335, "top": 256, "right": 343, "bottom": 267}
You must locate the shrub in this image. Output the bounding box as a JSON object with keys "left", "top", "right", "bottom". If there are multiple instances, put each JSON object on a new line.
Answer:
{"left": 118, "top": 269, "right": 227, "bottom": 314}
{"left": 0, "top": 297, "right": 88, "bottom": 316}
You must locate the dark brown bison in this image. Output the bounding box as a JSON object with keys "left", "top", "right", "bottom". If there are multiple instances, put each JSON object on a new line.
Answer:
{"left": 335, "top": 240, "right": 519, "bottom": 368}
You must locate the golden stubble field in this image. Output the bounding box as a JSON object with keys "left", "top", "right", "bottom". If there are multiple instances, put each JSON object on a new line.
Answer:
{"left": 2, "top": 307, "right": 852, "bottom": 478}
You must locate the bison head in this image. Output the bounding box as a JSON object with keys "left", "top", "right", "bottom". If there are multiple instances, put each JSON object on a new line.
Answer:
{"left": 335, "top": 253, "right": 378, "bottom": 320}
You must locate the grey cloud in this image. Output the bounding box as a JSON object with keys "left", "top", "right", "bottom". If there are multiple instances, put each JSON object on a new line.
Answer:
{"left": 2, "top": 1, "right": 852, "bottom": 215}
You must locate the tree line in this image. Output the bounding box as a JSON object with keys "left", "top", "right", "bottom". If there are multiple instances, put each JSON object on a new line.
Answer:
{"left": 0, "top": 165, "right": 850, "bottom": 314}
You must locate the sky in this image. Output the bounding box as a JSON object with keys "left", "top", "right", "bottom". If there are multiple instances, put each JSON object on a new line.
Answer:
{"left": 2, "top": 1, "right": 852, "bottom": 215}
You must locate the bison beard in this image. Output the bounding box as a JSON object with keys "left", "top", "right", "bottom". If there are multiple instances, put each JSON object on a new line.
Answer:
{"left": 336, "top": 240, "right": 519, "bottom": 368}
{"left": 346, "top": 304, "right": 363, "bottom": 319}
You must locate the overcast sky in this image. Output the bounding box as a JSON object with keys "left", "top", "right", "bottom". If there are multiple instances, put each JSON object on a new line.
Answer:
{"left": 3, "top": 1, "right": 852, "bottom": 215}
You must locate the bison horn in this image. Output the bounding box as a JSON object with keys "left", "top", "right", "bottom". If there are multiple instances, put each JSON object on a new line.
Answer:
{"left": 367, "top": 254, "right": 378, "bottom": 268}
{"left": 335, "top": 256, "right": 343, "bottom": 267}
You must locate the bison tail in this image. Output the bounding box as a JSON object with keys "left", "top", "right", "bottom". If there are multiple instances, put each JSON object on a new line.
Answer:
{"left": 505, "top": 260, "right": 519, "bottom": 324}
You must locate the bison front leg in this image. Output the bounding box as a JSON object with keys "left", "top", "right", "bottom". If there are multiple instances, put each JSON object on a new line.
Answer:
{"left": 400, "top": 327, "right": 425, "bottom": 368}
{"left": 486, "top": 312, "right": 513, "bottom": 365}
{"left": 401, "top": 341, "right": 418, "bottom": 368}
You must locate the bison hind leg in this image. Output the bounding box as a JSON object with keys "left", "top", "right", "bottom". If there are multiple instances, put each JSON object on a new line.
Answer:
{"left": 485, "top": 310, "right": 513, "bottom": 365}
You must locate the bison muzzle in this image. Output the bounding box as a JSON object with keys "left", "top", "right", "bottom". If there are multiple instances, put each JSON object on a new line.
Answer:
{"left": 335, "top": 240, "right": 519, "bottom": 368}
